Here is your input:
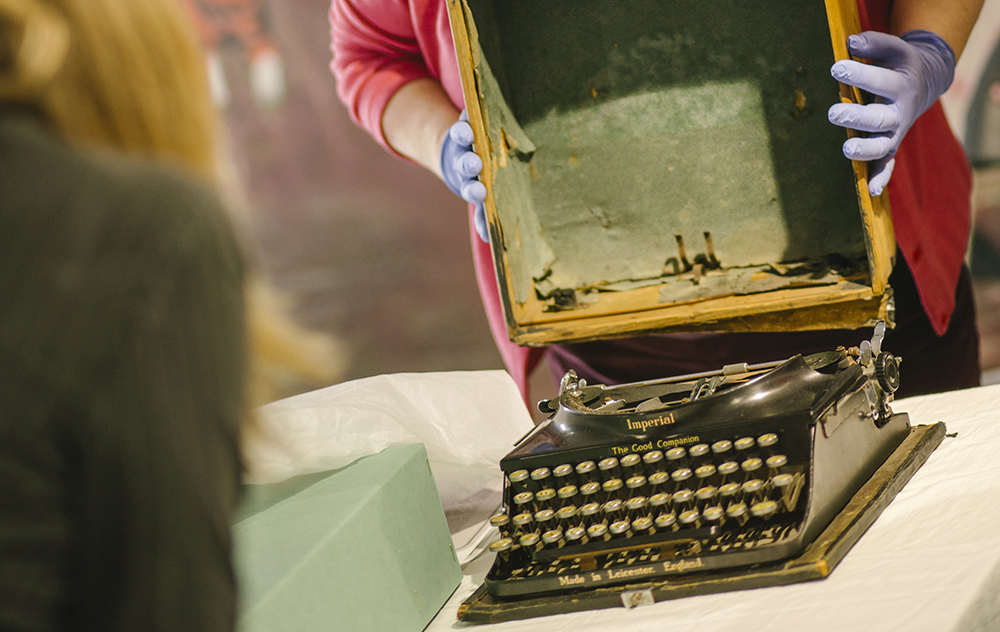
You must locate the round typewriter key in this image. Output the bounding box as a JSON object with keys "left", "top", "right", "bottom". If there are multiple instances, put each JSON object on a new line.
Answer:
{"left": 556, "top": 505, "right": 579, "bottom": 525}
{"left": 742, "top": 479, "right": 764, "bottom": 495}
{"left": 565, "top": 526, "right": 587, "bottom": 542}
{"left": 575, "top": 460, "right": 597, "bottom": 481}
{"left": 626, "top": 475, "right": 647, "bottom": 490}
{"left": 766, "top": 454, "right": 788, "bottom": 469}
{"left": 557, "top": 484, "right": 579, "bottom": 500}
{"left": 672, "top": 489, "right": 694, "bottom": 505}
{"left": 649, "top": 492, "right": 671, "bottom": 507}
{"left": 580, "top": 502, "right": 601, "bottom": 517}
{"left": 695, "top": 464, "right": 717, "bottom": 479}
{"left": 602, "top": 478, "right": 624, "bottom": 494}
{"left": 534, "top": 508, "right": 556, "bottom": 524}
{"left": 642, "top": 450, "right": 664, "bottom": 465}
{"left": 757, "top": 433, "right": 779, "bottom": 448}
{"left": 489, "top": 537, "right": 513, "bottom": 554}
{"left": 719, "top": 482, "right": 741, "bottom": 497}
{"left": 741, "top": 457, "right": 763, "bottom": 473}
{"left": 602, "top": 498, "right": 624, "bottom": 515}
{"left": 703, "top": 506, "right": 725, "bottom": 523}
{"left": 553, "top": 463, "right": 575, "bottom": 479}
{"left": 726, "top": 501, "right": 748, "bottom": 517}
{"left": 654, "top": 512, "right": 678, "bottom": 529}
{"left": 580, "top": 481, "right": 602, "bottom": 497}
{"left": 587, "top": 523, "right": 609, "bottom": 539}
{"left": 598, "top": 457, "right": 620, "bottom": 472}
{"left": 665, "top": 447, "right": 687, "bottom": 461}
{"left": 772, "top": 473, "right": 795, "bottom": 488}
{"left": 679, "top": 509, "right": 701, "bottom": 525}
{"left": 648, "top": 471, "right": 670, "bottom": 487}
{"left": 535, "top": 488, "right": 557, "bottom": 504}
{"left": 519, "top": 532, "right": 541, "bottom": 548}
{"left": 530, "top": 467, "right": 551, "bottom": 482}
{"left": 625, "top": 496, "right": 648, "bottom": 512}
{"left": 512, "top": 512, "right": 533, "bottom": 528}
{"left": 632, "top": 516, "right": 654, "bottom": 532}
{"left": 718, "top": 461, "right": 740, "bottom": 477}
{"left": 711, "top": 440, "right": 733, "bottom": 454}
{"left": 671, "top": 468, "right": 693, "bottom": 482}
{"left": 509, "top": 469, "right": 530, "bottom": 485}
{"left": 695, "top": 486, "right": 718, "bottom": 501}
{"left": 689, "top": 443, "right": 710, "bottom": 458}
{"left": 542, "top": 528, "right": 564, "bottom": 546}
{"left": 751, "top": 500, "right": 779, "bottom": 519}
{"left": 490, "top": 513, "right": 510, "bottom": 529}
{"left": 735, "top": 437, "right": 756, "bottom": 451}
{"left": 610, "top": 519, "right": 632, "bottom": 536}
{"left": 513, "top": 491, "right": 534, "bottom": 507}
{"left": 621, "top": 453, "right": 642, "bottom": 469}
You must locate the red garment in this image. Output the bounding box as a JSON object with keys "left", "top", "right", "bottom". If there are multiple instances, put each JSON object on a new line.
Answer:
{"left": 329, "top": 0, "right": 973, "bottom": 398}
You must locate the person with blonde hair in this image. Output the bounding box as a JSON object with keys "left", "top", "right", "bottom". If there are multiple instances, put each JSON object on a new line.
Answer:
{"left": 0, "top": 0, "right": 334, "bottom": 629}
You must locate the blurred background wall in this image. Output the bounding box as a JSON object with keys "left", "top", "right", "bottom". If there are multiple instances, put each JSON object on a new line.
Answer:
{"left": 186, "top": 0, "right": 1000, "bottom": 395}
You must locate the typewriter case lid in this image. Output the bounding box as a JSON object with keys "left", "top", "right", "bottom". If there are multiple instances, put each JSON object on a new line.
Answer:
{"left": 447, "top": 0, "right": 895, "bottom": 346}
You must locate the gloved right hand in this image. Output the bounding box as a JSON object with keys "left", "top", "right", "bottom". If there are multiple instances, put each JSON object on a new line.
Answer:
{"left": 440, "top": 110, "right": 489, "bottom": 241}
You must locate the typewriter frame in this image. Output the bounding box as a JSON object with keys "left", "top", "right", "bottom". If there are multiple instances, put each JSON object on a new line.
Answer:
{"left": 445, "top": 0, "right": 894, "bottom": 345}
{"left": 473, "top": 326, "right": 918, "bottom": 609}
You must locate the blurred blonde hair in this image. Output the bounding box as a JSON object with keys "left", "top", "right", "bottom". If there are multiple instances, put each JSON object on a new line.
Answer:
{"left": 0, "top": 0, "right": 341, "bottom": 409}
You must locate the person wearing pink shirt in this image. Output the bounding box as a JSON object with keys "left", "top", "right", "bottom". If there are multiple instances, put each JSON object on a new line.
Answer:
{"left": 330, "top": 0, "right": 984, "bottom": 405}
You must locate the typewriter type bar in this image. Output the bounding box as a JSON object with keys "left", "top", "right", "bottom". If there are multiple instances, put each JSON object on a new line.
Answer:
{"left": 484, "top": 325, "right": 909, "bottom": 598}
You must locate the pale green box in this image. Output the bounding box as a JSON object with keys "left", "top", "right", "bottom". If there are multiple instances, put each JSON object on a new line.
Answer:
{"left": 234, "top": 443, "right": 462, "bottom": 631}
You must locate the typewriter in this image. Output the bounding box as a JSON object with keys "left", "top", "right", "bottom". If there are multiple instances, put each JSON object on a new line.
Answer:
{"left": 484, "top": 324, "right": 909, "bottom": 598}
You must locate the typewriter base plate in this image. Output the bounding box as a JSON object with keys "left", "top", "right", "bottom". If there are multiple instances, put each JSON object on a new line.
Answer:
{"left": 457, "top": 422, "right": 946, "bottom": 624}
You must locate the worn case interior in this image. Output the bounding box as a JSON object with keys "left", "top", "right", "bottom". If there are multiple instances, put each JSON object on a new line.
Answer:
{"left": 448, "top": 0, "right": 895, "bottom": 345}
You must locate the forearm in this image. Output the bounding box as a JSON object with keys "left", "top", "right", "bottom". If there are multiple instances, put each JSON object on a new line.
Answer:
{"left": 382, "top": 77, "right": 460, "bottom": 179}
{"left": 889, "top": 0, "right": 985, "bottom": 59}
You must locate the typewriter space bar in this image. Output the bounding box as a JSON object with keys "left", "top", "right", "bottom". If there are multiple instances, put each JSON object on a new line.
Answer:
{"left": 532, "top": 526, "right": 717, "bottom": 564}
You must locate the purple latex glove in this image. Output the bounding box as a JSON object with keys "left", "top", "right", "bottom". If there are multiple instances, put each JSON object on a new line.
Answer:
{"left": 440, "top": 110, "right": 489, "bottom": 241}
{"left": 827, "top": 30, "right": 956, "bottom": 196}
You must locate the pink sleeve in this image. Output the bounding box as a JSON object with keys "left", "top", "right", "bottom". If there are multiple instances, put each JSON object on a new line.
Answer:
{"left": 329, "top": 0, "right": 431, "bottom": 155}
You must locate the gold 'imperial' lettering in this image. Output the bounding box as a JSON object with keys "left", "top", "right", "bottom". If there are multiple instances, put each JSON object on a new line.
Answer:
{"left": 625, "top": 413, "right": 676, "bottom": 432}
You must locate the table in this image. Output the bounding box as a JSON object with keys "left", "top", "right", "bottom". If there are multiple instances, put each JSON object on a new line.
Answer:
{"left": 427, "top": 384, "right": 1000, "bottom": 632}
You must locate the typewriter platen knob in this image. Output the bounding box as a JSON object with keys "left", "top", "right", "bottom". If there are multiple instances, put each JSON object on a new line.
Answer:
{"left": 874, "top": 352, "right": 901, "bottom": 393}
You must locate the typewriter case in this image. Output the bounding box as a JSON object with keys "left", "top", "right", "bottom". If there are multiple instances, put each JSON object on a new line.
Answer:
{"left": 446, "top": 0, "right": 894, "bottom": 345}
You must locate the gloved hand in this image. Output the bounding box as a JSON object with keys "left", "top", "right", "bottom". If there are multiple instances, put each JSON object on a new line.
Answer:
{"left": 827, "top": 30, "right": 956, "bottom": 196}
{"left": 440, "top": 110, "right": 489, "bottom": 241}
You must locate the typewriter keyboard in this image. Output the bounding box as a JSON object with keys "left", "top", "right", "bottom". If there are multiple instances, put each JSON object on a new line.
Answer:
{"left": 486, "top": 433, "right": 807, "bottom": 594}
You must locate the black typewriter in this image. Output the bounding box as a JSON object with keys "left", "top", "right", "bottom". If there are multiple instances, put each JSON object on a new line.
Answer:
{"left": 484, "top": 324, "right": 909, "bottom": 598}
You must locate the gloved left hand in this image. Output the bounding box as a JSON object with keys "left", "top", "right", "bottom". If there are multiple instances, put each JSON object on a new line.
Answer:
{"left": 827, "top": 30, "right": 956, "bottom": 196}
{"left": 440, "top": 110, "right": 489, "bottom": 241}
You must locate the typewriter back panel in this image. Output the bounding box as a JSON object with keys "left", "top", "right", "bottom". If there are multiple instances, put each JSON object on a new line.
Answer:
{"left": 447, "top": 0, "right": 895, "bottom": 344}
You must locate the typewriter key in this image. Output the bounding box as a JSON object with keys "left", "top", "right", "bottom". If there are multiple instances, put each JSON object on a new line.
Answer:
{"left": 513, "top": 491, "right": 535, "bottom": 508}
{"left": 625, "top": 496, "right": 648, "bottom": 513}
{"left": 742, "top": 479, "right": 764, "bottom": 495}
{"left": 535, "top": 487, "right": 557, "bottom": 506}
{"left": 672, "top": 489, "right": 694, "bottom": 506}
{"left": 766, "top": 454, "right": 788, "bottom": 469}
{"left": 649, "top": 492, "right": 671, "bottom": 507}
{"left": 602, "top": 498, "right": 624, "bottom": 517}
{"left": 642, "top": 450, "right": 664, "bottom": 466}
{"left": 711, "top": 440, "right": 733, "bottom": 455}
{"left": 734, "top": 437, "right": 756, "bottom": 451}
{"left": 632, "top": 515, "right": 654, "bottom": 533}
{"left": 689, "top": 443, "right": 710, "bottom": 458}
{"left": 757, "top": 433, "right": 779, "bottom": 448}
{"left": 648, "top": 471, "right": 670, "bottom": 489}
{"left": 772, "top": 473, "right": 794, "bottom": 488}
{"left": 665, "top": 447, "right": 687, "bottom": 461}
{"left": 490, "top": 513, "right": 512, "bottom": 538}
{"left": 553, "top": 463, "right": 575, "bottom": 481}
{"left": 565, "top": 525, "right": 587, "bottom": 543}
{"left": 598, "top": 457, "right": 622, "bottom": 480}
{"left": 695, "top": 464, "right": 717, "bottom": 479}
{"left": 695, "top": 486, "right": 718, "bottom": 501}
{"left": 626, "top": 475, "right": 647, "bottom": 490}
{"left": 671, "top": 467, "right": 693, "bottom": 483}
{"left": 489, "top": 537, "right": 514, "bottom": 561}
{"left": 679, "top": 509, "right": 701, "bottom": 526}
{"left": 751, "top": 500, "right": 779, "bottom": 519}
{"left": 587, "top": 523, "right": 610, "bottom": 540}
{"left": 580, "top": 502, "right": 602, "bottom": 517}
{"left": 519, "top": 532, "right": 542, "bottom": 551}
{"left": 508, "top": 469, "right": 530, "bottom": 492}
{"left": 530, "top": 467, "right": 552, "bottom": 484}
{"left": 557, "top": 485, "right": 579, "bottom": 507}
{"left": 575, "top": 460, "right": 598, "bottom": 483}
{"left": 726, "top": 502, "right": 749, "bottom": 524}
{"left": 580, "top": 481, "right": 602, "bottom": 498}
{"left": 741, "top": 457, "right": 763, "bottom": 473}
{"left": 602, "top": 478, "right": 624, "bottom": 501}
{"left": 542, "top": 528, "right": 564, "bottom": 547}
{"left": 621, "top": 453, "right": 642, "bottom": 472}
{"left": 534, "top": 508, "right": 556, "bottom": 525}
{"left": 719, "top": 482, "right": 741, "bottom": 498}
{"left": 512, "top": 512, "right": 533, "bottom": 529}
{"left": 702, "top": 506, "right": 725, "bottom": 524}
{"left": 718, "top": 461, "right": 740, "bottom": 477}
{"left": 609, "top": 519, "right": 632, "bottom": 537}
{"left": 556, "top": 505, "right": 580, "bottom": 528}
{"left": 654, "top": 512, "right": 678, "bottom": 529}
